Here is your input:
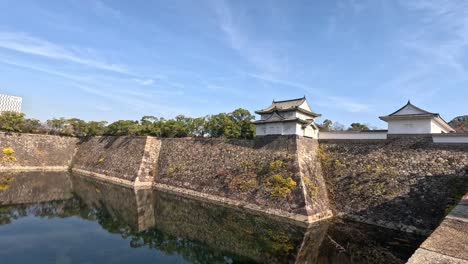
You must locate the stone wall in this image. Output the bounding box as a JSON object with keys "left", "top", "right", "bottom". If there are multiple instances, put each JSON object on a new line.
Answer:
{"left": 71, "top": 136, "right": 160, "bottom": 185}
{"left": 319, "top": 135, "right": 468, "bottom": 233}
{"left": 156, "top": 136, "right": 331, "bottom": 222}
{"left": 0, "top": 132, "right": 78, "bottom": 170}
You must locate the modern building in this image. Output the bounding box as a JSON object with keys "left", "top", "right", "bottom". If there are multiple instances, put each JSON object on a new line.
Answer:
{"left": 253, "top": 96, "right": 321, "bottom": 138}
{"left": 379, "top": 101, "right": 454, "bottom": 134}
{"left": 0, "top": 94, "right": 22, "bottom": 113}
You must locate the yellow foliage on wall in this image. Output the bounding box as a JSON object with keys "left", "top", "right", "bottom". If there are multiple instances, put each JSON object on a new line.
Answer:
{"left": 268, "top": 174, "right": 297, "bottom": 197}
{"left": 2, "top": 147, "right": 17, "bottom": 162}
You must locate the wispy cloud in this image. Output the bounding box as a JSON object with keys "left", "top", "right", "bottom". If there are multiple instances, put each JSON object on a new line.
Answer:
{"left": 211, "top": 0, "right": 287, "bottom": 75}
{"left": 386, "top": 0, "right": 468, "bottom": 92}
{"left": 0, "top": 32, "right": 127, "bottom": 73}
{"left": 317, "top": 96, "right": 372, "bottom": 113}
{"left": 89, "top": 0, "right": 122, "bottom": 19}
{"left": 248, "top": 73, "right": 316, "bottom": 92}
{"left": 134, "top": 78, "right": 155, "bottom": 86}
{"left": 0, "top": 57, "right": 185, "bottom": 117}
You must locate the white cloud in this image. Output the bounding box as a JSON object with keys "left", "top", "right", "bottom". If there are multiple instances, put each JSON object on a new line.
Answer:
{"left": 317, "top": 97, "right": 372, "bottom": 113}
{"left": 0, "top": 32, "right": 128, "bottom": 73}
{"left": 211, "top": 0, "right": 286, "bottom": 75}
{"left": 134, "top": 78, "right": 155, "bottom": 86}
{"left": 248, "top": 73, "right": 316, "bottom": 92}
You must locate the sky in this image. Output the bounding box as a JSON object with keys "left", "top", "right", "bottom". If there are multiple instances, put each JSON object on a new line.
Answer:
{"left": 0, "top": 0, "right": 467, "bottom": 128}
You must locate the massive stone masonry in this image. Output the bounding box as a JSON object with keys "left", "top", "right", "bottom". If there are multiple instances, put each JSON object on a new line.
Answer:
{"left": 319, "top": 136, "right": 468, "bottom": 233}
{"left": 1, "top": 132, "right": 467, "bottom": 231}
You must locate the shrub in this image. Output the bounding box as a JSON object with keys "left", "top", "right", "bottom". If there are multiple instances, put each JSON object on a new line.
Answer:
{"left": 269, "top": 160, "right": 284, "bottom": 172}
{"left": 2, "top": 147, "right": 16, "bottom": 162}
{"left": 268, "top": 174, "right": 297, "bottom": 197}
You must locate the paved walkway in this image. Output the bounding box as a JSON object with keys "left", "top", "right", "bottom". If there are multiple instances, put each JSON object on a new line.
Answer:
{"left": 407, "top": 193, "right": 468, "bottom": 264}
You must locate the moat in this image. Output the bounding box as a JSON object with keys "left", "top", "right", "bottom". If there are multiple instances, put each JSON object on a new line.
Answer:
{"left": 0, "top": 172, "right": 426, "bottom": 264}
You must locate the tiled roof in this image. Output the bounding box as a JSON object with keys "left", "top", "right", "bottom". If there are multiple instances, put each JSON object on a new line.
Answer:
{"left": 255, "top": 96, "right": 321, "bottom": 117}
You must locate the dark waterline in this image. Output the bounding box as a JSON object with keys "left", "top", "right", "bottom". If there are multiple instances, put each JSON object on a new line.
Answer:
{"left": 0, "top": 172, "right": 426, "bottom": 264}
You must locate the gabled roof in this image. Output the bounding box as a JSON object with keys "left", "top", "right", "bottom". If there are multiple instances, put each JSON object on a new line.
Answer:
{"left": 255, "top": 96, "right": 321, "bottom": 117}
{"left": 379, "top": 101, "right": 455, "bottom": 132}
{"left": 387, "top": 100, "right": 436, "bottom": 116}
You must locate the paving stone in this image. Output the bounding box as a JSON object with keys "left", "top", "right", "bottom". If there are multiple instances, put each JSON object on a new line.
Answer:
{"left": 407, "top": 248, "right": 468, "bottom": 264}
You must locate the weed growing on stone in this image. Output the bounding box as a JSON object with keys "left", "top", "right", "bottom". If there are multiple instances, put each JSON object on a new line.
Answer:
{"left": 269, "top": 160, "right": 284, "bottom": 172}
{"left": 2, "top": 147, "right": 17, "bottom": 162}
{"left": 268, "top": 174, "right": 297, "bottom": 197}
{"left": 167, "top": 164, "right": 184, "bottom": 177}
{"left": 228, "top": 177, "right": 258, "bottom": 192}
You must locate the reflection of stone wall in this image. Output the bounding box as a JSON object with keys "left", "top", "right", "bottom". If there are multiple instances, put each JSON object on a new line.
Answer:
{"left": 72, "top": 136, "right": 160, "bottom": 184}
{"left": 70, "top": 174, "right": 154, "bottom": 231}
{"left": 0, "top": 172, "right": 72, "bottom": 205}
{"left": 152, "top": 190, "right": 313, "bottom": 263}
{"left": 0, "top": 132, "right": 78, "bottom": 170}
{"left": 156, "top": 136, "right": 331, "bottom": 221}
{"left": 319, "top": 136, "right": 468, "bottom": 233}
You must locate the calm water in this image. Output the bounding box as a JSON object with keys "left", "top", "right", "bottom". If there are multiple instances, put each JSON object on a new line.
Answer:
{"left": 0, "top": 172, "right": 425, "bottom": 264}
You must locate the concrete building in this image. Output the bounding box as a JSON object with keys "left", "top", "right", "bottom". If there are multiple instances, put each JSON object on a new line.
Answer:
{"left": 0, "top": 94, "right": 22, "bottom": 113}
{"left": 253, "top": 97, "right": 321, "bottom": 138}
{"left": 379, "top": 101, "right": 454, "bottom": 134}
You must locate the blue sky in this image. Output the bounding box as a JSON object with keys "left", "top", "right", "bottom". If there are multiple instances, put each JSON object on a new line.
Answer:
{"left": 0, "top": 0, "right": 467, "bottom": 128}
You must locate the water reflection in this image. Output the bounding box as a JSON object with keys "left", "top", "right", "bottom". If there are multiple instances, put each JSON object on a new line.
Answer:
{"left": 0, "top": 172, "right": 425, "bottom": 264}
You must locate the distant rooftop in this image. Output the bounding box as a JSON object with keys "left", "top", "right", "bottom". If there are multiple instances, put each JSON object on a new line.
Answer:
{"left": 255, "top": 96, "right": 321, "bottom": 117}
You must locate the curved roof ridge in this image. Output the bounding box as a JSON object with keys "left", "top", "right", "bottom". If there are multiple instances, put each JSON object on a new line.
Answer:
{"left": 386, "top": 101, "right": 436, "bottom": 116}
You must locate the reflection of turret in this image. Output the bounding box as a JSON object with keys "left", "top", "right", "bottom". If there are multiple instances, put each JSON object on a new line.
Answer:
{"left": 70, "top": 174, "right": 155, "bottom": 232}
{"left": 0, "top": 172, "right": 72, "bottom": 205}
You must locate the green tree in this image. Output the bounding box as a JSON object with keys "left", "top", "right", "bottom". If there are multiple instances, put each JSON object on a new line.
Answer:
{"left": 67, "top": 118, "right": 88, "bottom": 136}
{"left": 105, "top": 120, "right": 140, "bottom": 136}
{"left": 188, "top": 117, "right": 207, "bottom": 137}
{"left": 0, "top": 111, "right": 25, "bottom": 132}
{"left": 86, "top": 121, "right": 108, "bottom": 136}
{"left": 348, "top": 122, "right": 369, "bottom": 131}
{"left": 47, "top": 118, "right": 69, "bottom": 135}
{"left": 21, "top": 118, "right": 42, "bottom": 133}
{"left": 230, "top": 108, "right": 255, "bottom": 139}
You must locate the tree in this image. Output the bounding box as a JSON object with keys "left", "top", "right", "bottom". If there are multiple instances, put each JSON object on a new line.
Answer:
{"left": 140, "top": 116, "right": 161, "bottom": 136}
{"left": 86, "top": 121, "right": 108, "bottom": 136}
{"left": 67, "top": 118, "right": 88, "bottom": 136}
{"left": 105, "top": 120, "right": 140, "bottom": 136}
{"left": 188, "top": 117, "right": 207, "bottom": 137}
{"left": 321, "top": 119, "right": 333, "bottom": 131}
{"left": 230, "top": 108, "right": 255, "bottom": 139}
{"left": 348, "top": 122, "right": 369, "bottom": 131}
{"left": 21, "top": 118, "right": 42, "bottom": 133}
{"left": 47, "top": 118, "right": 69, "bottom": 135}
{"left": 0, "top": 111, "right": 25, "bottom": 132}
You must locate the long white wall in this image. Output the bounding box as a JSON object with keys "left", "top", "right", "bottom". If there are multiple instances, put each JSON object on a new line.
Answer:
{"left": 432, "top": 135, "right": 468, "bottom": 144}
{"left": 319, "top": 132, "right": 387, "bottom": 140}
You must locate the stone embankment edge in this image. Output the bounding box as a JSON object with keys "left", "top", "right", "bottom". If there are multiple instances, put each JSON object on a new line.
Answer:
{"left": 0, "top": 166, "right": 69, "bottom": 172}
{"left": 72, "top": 168, "right": 152, "bottom": 189}
{"left": 153, "top": 182, "right": 333, "bottom": 228}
